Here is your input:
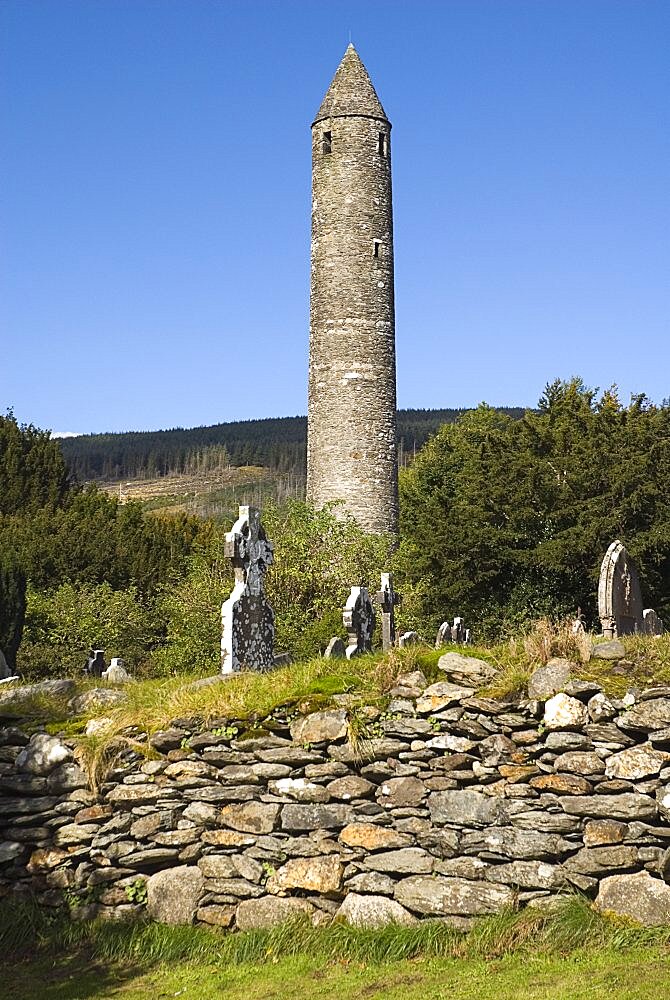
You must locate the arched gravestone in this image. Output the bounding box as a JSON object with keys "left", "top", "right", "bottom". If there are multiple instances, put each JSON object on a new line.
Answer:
{"left": 598, "top": 540, "right": 644, "bottom": 638}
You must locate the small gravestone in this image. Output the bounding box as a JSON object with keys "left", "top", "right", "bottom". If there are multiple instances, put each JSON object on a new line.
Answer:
{"left": 598, "top": 541, "right": 644, "bottom": 638}
{"left": 374, "top": 572, "right": 401, "bottom": 651}
{"left": 102, "top": 658, "right": 131, "bottom": 683}
{"left": 343, "top": 587, "right": 375, "bottom": 660}
{"left": 643, "top": 609, "right": 664, "bottom": 636}
{"left": 435, "top": 617, "right": 471, "bottom": 647}
{"left": 398, "top": 631, "right": 419, "bottom": 647}
{"left": 221, "top": 505, "right": 275, "bottom": 673}
{"left": 324, "top": 637, "right": 346, "bottom": 659}
{"left": 0, "top": 648, "right": 12, "bottom": 681}
{"left": 435, "top": 621, "right": 452, "bottom": 648}
{"left": 83, "top": 649, "right": 107, "bottom": 678}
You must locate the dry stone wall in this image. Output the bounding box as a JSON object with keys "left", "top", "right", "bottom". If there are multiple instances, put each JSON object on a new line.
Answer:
{"left": 4, "top": 662, "right": 670, "bottom": 929}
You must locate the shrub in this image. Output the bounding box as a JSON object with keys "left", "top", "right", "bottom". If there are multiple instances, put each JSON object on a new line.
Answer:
{"left": 18, "top": 581, "right": 162, "bottom": 679}
{"left": 153, "top": 499, "right": 390, "bottom": 674}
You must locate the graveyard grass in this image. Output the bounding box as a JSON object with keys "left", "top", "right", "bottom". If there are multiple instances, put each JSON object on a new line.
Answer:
{"left": 5, "top": 898, "right": 670, "bottom": 999}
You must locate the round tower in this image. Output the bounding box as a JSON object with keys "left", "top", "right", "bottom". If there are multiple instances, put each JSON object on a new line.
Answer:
{"left": 307, "top": 45, "right": 398, "bottom": 535}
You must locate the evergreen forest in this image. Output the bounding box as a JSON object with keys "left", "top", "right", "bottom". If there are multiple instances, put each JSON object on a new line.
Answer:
{"left": 58, "top": 408, "right": 526, "bottom": 481}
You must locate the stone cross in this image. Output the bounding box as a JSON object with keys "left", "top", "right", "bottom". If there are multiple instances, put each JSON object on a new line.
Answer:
{"left": 221, "top": 505, "right": 275, "bottom": 673}
{"left": 343, "top": 586, "right": 375, "bottom": 660}
{"left": 374, "top": 572, "right": 401, "bottom": 651}
{"left": 598, "top": 540, "right": 644, "bottom": 638}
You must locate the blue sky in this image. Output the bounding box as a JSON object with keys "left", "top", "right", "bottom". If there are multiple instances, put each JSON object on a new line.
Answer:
{"left": 2, "top": 0, "right": 668, "bottom": 435}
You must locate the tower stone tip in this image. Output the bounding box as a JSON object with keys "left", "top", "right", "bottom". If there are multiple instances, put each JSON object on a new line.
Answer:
{"left": 314, "top": 45, "right": 388, "bottom": 125}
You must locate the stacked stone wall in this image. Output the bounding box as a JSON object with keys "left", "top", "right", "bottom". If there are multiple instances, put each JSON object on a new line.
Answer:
{"left": 3, "top": 666, "right": 670, "bottom": 928}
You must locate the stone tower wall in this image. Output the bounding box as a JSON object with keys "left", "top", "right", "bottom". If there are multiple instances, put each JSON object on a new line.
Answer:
{"left": 307, "top": 84, "right": 398, "bottom": 535}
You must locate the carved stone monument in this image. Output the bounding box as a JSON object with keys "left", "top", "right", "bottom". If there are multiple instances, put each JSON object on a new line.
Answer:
{"left": 435, "top": 617, "right": 471, "bottom": 648}
{"left": 221, "top": 506, "right": 275, "bottom": 673}
{"left": 343, "top": 586, "right": 375, "bottom": 660}
{"left": 324, "top": 637, "right": 346, "bottom": 659}
{"left": 374, "top": 572, "right": 401, "bottom": 651}
{"left": 598, "top": 540, "right": 644, "bottom": 638}
{"left": 643, "top": 609, "right": 664, "bottom": 636}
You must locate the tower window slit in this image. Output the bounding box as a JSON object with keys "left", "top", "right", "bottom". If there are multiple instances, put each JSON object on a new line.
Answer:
{"left": 322, "top": 131, "right": 332, "bottom": 154}
{"left": 378, "top": 132, "right": 387, "bottom": 157}
{"left": 373, "top": 240, "right": 382, "bottom": 259}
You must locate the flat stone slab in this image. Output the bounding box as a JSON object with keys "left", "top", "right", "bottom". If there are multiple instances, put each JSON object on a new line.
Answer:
{"left": 595, "top": 871, "right": 670, "bottom": 925}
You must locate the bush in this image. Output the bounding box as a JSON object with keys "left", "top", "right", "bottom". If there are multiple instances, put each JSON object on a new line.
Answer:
{"left": 18, "top": 582, "right": 163, "bottom": 679}
{"left": 153, "top": 499, "right": 391, "bottom": 674}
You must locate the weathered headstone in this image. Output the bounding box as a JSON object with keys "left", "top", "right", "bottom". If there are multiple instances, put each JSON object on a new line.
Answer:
{"left": 324, "top": 637, "right": 346, "bottom": 659}
{"left": 435, "top": 617, "right": 471, "bottom": 647}
{"left": 102, "top": 658, "right": 131, "bottom": 683}
{"left": 83, "top": 650, "right": 107, "bottom": 678}
{"left": 374, "top": 572, "right": 401, "bottom": 651}
{"left": 0, "top": 648, "right": 12, "bottom": 681}
{"left": 643, "top": 609, "right": 664, "bottom": 636}
{"left": 221, "top": 506, "right": 275, "bottom": 673}
{"left": 398, "top": 631, "right": 419, "bottom": 648}
{"left": 598, "top": 541, "right": 644, "bottom": 638}
{"left": 435, "top": 621, "right": 452, "bottom": 648}
{"left": 343, "top": 587, "right": 375, "bottom": 660}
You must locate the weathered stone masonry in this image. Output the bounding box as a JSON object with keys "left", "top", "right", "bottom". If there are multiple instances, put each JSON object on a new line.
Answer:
{"left": 4, "top": 661, "right": 670, "bottom": 928}
{"left": 307, "top": 45, "right": 399, "bottom": 535}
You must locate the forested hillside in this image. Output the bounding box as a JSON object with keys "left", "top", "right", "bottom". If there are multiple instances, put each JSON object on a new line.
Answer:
{"left": 59, "top": 408, "right": 526, "bottom": 481}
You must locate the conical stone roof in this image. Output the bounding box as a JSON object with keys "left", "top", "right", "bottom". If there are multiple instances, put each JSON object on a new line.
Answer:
{"left": 314, "top": 44, "right": 388, "bottom": 124}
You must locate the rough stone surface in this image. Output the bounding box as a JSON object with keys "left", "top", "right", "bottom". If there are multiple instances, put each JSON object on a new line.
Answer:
{"left": 335, "top": 893, "right": 415, "bottom": 927}
{"left": 290, "top": 710, "right": 348, "bottom": 744}
{"left": 591, "top": 640, "right": 627, "bottom": 660}
{"left": 267, "top": 855, "right": 343, "bottom": 894}
{"left": 219, "top": 802, "right": 280, "bottom": 834}
{"left": 560, "top": 794, "right": 657, "bottom": 821}
{"left": 416, "top": 682, "right": 475, "bottom": 714}
{"left": 235, "top": 895, "right": 313, "bottom": 930}
{"left": 605, "top": 746, "right": 670, "bottom": 780}
{"left": 70, "top": 689, "right": 127, "bottom": 713}
{"left": 147, "top": 866, "right": 204, "bottom": 925}
{"left": 281, "top": 804, "right": 353, "bottom": 831}
{"left": 543, "top": 693, "right": 588, "bottom": 730}
{"left": 15, "top": 735, "right": 71, "bottom": 776}
{"left": 339, "top": 823, "right": 411, "bottom": 851}
{"left": 395, "top": 875, "right": 515, "bottom": 916}
{"left": 595, "top": 871, "right": 670, "bottom": 925}
{"left": 429, "top": 789, "right": 506, "bottom": 828}
{"left": 528, "top": 659, "right": 573, "bottom": 700}
{"left": 437, "top": 653, "right": 497, "bottom": 685}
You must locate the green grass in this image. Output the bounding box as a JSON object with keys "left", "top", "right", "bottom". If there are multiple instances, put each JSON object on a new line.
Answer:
{"left": 4, "top": 899, "right": 670, "bottom": 999}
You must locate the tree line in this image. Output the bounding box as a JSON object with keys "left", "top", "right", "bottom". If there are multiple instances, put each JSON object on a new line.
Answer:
{"left": 58, "top": 409, "right": 526, "bottom": 482}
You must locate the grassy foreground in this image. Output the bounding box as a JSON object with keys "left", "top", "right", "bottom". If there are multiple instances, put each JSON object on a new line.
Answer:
{"left": 4, "top": 899, "right": 670, "bottom": 1000}
{"left": 9, "top": 944, "right": 670, "bottom": 1000}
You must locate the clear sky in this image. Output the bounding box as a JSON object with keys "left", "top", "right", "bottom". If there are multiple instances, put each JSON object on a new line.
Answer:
{"left": 2, "top": 0, "right": 668, "bottom": 435}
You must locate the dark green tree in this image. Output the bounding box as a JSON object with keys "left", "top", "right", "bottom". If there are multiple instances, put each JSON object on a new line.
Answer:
{"left": 0, "top": 552, "right": 27, "bottom": 668}
{"left": 397, "top": 380, "right": 670, "bottom": 637}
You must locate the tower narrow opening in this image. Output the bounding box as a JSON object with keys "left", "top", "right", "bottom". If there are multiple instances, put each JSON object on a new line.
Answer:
{"left": 378, "top": 132, "right": 387, "bottom": 157}
{"left": 322, "top": 131, "right": 332, "bottom": 154}
{"left": 373, "top": 240, "right": 382, "bottom": 259}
